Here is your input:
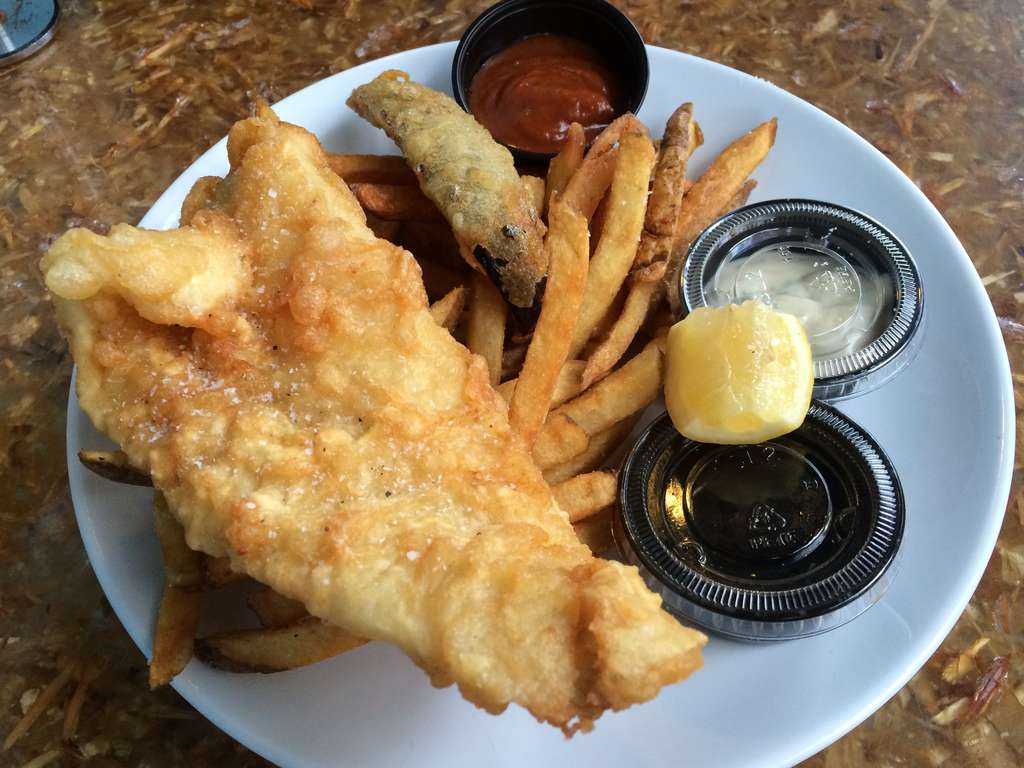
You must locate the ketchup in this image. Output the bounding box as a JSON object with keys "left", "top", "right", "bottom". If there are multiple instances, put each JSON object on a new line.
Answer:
{"left": 468, "top": 34, "right": 625, "bottom": 155}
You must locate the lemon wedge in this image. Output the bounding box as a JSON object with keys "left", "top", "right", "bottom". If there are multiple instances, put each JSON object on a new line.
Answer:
{"left": 665, "top": 299, "right": 813, "bottom": 445}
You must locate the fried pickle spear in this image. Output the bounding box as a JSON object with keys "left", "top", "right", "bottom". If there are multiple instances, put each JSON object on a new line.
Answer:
{"left": 347, "top": 71, "right": 547, "bottom": 308}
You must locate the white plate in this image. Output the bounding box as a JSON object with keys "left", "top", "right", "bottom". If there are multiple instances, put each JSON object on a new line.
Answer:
{"left": 67, "top": 43, "right": 1014, "bottom": 768}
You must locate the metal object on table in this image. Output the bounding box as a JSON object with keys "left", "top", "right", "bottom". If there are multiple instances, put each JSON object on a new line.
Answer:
{"left": 0, "top": 0, "right": 58, "bottom": 68}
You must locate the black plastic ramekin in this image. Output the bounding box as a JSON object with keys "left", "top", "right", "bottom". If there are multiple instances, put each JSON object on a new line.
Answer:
{"left": 452, "top": 0, "right": 649, "bottom": 164}
{"left": 614, "top": 405, "right": 906, "bottom": 641}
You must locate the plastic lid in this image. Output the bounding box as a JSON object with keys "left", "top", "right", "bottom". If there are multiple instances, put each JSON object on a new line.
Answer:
{"left": 0, "top": 0, "right": 58, "bottom": 68}
{"left": 682, "top": 199, "right": 923, "bottom": 401}
{"left": 614, "top": 404, "right": 905, "bottom": 641}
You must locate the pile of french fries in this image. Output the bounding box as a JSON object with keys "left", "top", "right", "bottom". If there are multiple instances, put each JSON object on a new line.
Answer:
{"left": 77, "top": 102, "right": 775, "bottom": 685}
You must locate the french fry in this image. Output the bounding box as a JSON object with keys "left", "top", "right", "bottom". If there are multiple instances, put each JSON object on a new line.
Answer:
{"left": 580, "top": 107, "right": 709, "bottom": 386}
{"left": 542, "top": 415, "right": 639, "bottom": 485}
{"left": 666, "top": 118, "right": 777, "bottom": 311}
{"left": 533, "top": 340, "right": 662, "bottom": 473}
{"left": 569, "top": 133, "right": 656, "bottom": 356}
{"left": 545, "top": 122, "right": 584, "bottom": 214}
{"left": 645, "top": 106, "right": 702, "bottom": 239}
{"left": 509, "top": 200, "right": 589, "bottom": 445}
{"left": 638, "top": 174, "right": 751, "bottom": 311}
{"left": 637, "top": 104, "right": 701, "bottom": 267}
{"left": 78, "top": 450, "right": 151, "bottom": 486}
{"left": 580, "top": 279, "right": 660, "bottom": 388}
{"left": 675, "top": 119, "right": 776, "bottom": 244}
{"left": 196, "top": 617, "right": 366, "bottom": 673}
{"left": 586, "top": 112, "right": 648, "bottom": 158}
{"left": 562, "top": 148, "right": 618, "bottom": 221}
{"left": 350, "top": 182, "right": 442, "bottom": 222}
{"left": 532, "top": 413, "right": 589, "bottom": 471}
{"left": 552, "top": 470, "right": 617, "bottom": 523}
{"left": 466, "top": 272, "right": 508, "bottom": 386}
{"left": 583, "top": 181, "right": 757, "bottom": 390}
{"left": 573, "top": 508, "right": 614, "bottom": 555}
{"left": 724, "top": 178, "right": 757, "bottom": 212}
{"left": 327, "top": 153, "right": 417, "bottom": 185}
{"left": 429, "top": 285, "right": 466, "bottom": 331}
{"left": 497, "top": 360, "right": 585, "bottom": 409}
{"left": 248, "top": 587, "right": 309, "bottom": 628}
{"left": 589, "top": 290, "right": 627, "bottom": 344}
{"left": 588, "top": 192, "right": 611, "bottom": 253}
{"left": 149, "top": 584, "right": 202, "bottom": 688}
{"left": 521, "top": 175, "right": 546, "bottom": 217}
{"left": 204, "top": 555, "right": 244, "bottom": 588}
{"left": 153, "top": 492, "right": 203, "bottom": 590}
{"left": 561, "top": 113, "right": 645, "bottom": 219}
{"left": 554, "top": 336, "right": 664, "bottom": 437}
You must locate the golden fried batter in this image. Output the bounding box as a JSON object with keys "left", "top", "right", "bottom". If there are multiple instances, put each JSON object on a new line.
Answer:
{"left": 42, "top": 110, "right": 704, "bottom": 733}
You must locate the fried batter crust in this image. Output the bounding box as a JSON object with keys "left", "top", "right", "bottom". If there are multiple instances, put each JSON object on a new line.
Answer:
{"left": 42, "top": 112, "right": 704, "bottom": 734}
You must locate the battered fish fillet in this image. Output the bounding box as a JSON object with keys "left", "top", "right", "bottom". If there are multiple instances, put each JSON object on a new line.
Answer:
{"left": 347, "top": 70, "right": 547, "bottom": 308}
{"left": 42, "top": 110, "right": 705, "bottom": 733}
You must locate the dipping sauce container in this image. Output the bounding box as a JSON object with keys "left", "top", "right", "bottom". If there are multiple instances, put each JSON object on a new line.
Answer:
{"left": 615, "top": 199, "right": 919, "bottom": 641}
{"left": 467, "top": 33, "right": 626, "bottom": 156}
{"left": 452, "top": 0, "right": 649, "bottom": 163}
{"left": 681, "top": 199, "right": 924, "bottom": 401}
{"left": 614, "top": 404, "right": 905, "bottom": 641}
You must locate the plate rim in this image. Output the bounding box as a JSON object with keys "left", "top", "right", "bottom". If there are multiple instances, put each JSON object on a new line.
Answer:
{"left": 64, "top": 40, "right": 1015, "bottom": 768}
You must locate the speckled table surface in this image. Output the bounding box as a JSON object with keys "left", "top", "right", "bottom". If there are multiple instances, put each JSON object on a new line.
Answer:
{"left": 1, "top": 1, "right": 1022, "bottom": 766}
